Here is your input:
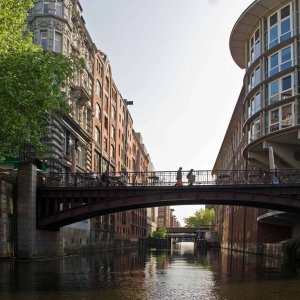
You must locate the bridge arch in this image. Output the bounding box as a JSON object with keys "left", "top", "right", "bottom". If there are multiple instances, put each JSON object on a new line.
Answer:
{"left": 37, "top": 184, "right": 300, "bottom": 229}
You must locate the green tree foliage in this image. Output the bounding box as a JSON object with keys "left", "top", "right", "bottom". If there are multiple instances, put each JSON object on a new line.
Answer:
{"left": 151, "top": 227, "right": 167, "bottom": 238}
{"left": 0, "top": 0, "right": 83, "bottom": 158}
{"left": 184, "top": 208, "right": 215, "bottom": 227}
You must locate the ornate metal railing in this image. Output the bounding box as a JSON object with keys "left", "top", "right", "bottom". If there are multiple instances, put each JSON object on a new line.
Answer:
{"left": 38, "top": 169, "right": 300, "bottom": 188}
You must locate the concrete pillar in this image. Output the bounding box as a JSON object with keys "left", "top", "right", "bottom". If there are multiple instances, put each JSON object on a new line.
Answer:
{"left": 17, "top": 163, "right": 60, "bottom": 258}
{"left": 0, "top": 180, "right": 13, "bottom": 258}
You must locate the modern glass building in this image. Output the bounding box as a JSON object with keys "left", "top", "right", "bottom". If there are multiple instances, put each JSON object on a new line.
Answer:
{"left": 230, "top": 0, "right": 300, "bottom": 169}
{"left": 213, "top": 0, "right": 300, "bottom": 253}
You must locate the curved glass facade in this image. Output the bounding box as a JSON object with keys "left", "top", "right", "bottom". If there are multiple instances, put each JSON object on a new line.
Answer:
{"left": 231, "top": 0, "right": 300, "bottom": 166}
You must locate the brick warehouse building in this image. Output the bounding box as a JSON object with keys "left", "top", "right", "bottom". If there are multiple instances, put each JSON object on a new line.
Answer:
{"left": 26, "top": 0, "right": 152, "bottom": 251}
{"left": 213, "top": 0, "right": 300, "bottom": 253}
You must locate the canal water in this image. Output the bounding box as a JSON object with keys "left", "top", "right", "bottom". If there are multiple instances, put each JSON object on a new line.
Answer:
{"left": 1, "top": 242, "right": 300, "bottom": 300}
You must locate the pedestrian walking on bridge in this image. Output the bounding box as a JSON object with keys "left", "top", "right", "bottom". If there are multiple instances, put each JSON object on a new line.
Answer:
{"left": 175, "top": 167, "right": 183, "bottom": 186}
{"left": 187, "top": 169, "right": 195, "bottom": 186}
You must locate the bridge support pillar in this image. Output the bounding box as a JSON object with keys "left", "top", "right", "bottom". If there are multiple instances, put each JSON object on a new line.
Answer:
{"left": 16, "top": 164, "right": 60, "bottom": 258}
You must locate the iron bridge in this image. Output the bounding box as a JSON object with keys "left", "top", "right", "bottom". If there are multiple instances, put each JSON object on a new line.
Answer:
{"left": 37, "top": 169, "right": 300, "bottom": 229}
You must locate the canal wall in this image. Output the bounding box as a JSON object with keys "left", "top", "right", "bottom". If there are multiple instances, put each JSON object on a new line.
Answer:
{"left": 220, "top": 241, "right": 285, "bottom": 258}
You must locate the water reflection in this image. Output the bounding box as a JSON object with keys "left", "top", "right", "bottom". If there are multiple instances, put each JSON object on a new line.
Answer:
{"left": 0, "top": 243, "right": 300, "bottom": 299}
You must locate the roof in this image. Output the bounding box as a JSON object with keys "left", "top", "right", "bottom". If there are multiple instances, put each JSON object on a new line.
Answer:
{"left": 229, "top": 0, "right": 290, "bottom": 69}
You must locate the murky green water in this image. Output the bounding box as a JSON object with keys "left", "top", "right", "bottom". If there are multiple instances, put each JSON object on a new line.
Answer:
{"left": 0, "top": 242, "right": 299, "bottom": 300}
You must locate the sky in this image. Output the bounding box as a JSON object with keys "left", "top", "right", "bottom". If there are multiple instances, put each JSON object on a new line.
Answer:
{"left": 80, "top": 0, "right": 254, "bottom": 225}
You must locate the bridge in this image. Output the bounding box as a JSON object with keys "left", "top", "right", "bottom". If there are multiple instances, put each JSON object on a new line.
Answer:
{"left": 166, "top": 226, "right": 215, "bottom": 240}
{"left": 36, "top": 169, "right": 300, "bottom": 229}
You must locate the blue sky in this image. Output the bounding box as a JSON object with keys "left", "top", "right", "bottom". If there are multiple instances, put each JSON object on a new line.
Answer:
{"left": 80, "top": 0, "right": 254, "bottom": 224}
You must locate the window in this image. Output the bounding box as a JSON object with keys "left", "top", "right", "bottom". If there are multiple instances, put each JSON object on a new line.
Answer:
{"left": 96, "top": 104, "right": 101, "bottom": 120}
{"left": 247, "top": 92, "right": 261, "bottom": 118}
{"left": 249, "top": 28, "right": 260, "bottom": 65}
{"left": 55, "top": 1, "right": 63, "bottom": 17}
{"left": 267, "top": 45, "right": 292, "bottom": 77}
{"left": 43, "top": 0, "right": 49, "bottom": 13}
{"left": 95, "top": 126, "right": 101, "bottom": 143}
{"left": 54, "top": 32, "right": 62, "bottom": 53}
{"left": 111, "top": 106, "right": 116, "bottom": 120}
{"left": 105, "top": 77, "right": 109, "bottom": 92}
{"left": 96, "top": 80, "right": 101, "bottom": 97}
{"left": 270, "top": 80, "right": 279, "bottom": 104}
{"left": 77, "top": 145, "right": 85, "bottom": 168}
{"left": 111, "top": 125, "right": 115, "bottom": 139}
{"left": 103, "top": 137, "right": 108, "bottom": 152}
{"left": 110, "top": 144, "right": 115, "bottom": 159}
{"left": 104, "top": 116, "right": 108, "bottom": 130}
{"left": 282, "top": 75, "right": 292, "bottom": 98}
{"left": 270, "top": 108, "right": 279, "bottom": 132}
{"left": 281, "top": 46, "right": 292, "bottom": 70}
{"left": 248, "top": 118, "right": 261, "bottom": 143}
{"left": 104, "top": 96, "right": 108, "bottom": 112}
{"left": 270, "top": 53, "right": 279, "bottom": 76}
{"left": 266, "top": 74, "right": 293, "bottom": 105}
{"left": 94, "top": 151, "right": 101, "bottom": 173}
{"left": 40, "top": 31, "right": 48, "bottom": 51}
{"left": 248, "top": 66, "right": 260, "bottom": 91}
{"left": 268, "top": 104, "right": 293, "bottom": 132}
{"left": 281, "top": 104, "right": 292, "bottom": 128}
{"left": 268, "top": 4, "right": 292, "bottom": 49}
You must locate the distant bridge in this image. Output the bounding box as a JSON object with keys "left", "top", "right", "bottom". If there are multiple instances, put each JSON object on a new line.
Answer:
{"left": 36, "top": 169, "right": 300, "bottom": 229}
{"left": 166, "top": 226, "right": 215, "bottom": 239}
{"left": 166, "top": 226, "right": 214, "bottom": 234}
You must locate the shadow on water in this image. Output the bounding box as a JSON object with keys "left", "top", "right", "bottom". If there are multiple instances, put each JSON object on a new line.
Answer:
{"left": 1, "top": 244, "right": 300, "bottom": 299}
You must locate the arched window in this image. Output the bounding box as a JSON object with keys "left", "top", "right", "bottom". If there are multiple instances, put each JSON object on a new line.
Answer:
{"left": 111, "top": 125, "right": 115, "bottom": 139}
{"left": 96, "top": 103, "right": 101, "bottom": 120}
{"left": 95, "top": 126, "right": 101, "bottom": 143}
{"left": 110, "top": 144, "right": 115, "bottom": 159}
{"left": 96, "top": 80, "right": 101, "bottom": 97}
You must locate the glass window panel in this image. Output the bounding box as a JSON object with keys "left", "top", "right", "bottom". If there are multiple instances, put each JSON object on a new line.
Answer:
{"left": 55, "top": 1, "right": 63, "bottom": 17}
{"left": 271, "top": 53, "right": 278, "bottom": 67}
{"left": 265, "top": 59, "right": 269, "bottom": 79}
{"left": 281, "top": 31, "right": 291, "bottom": 42}
{"left": 282, "top": 105, "right": 292, "bottom": 128}
{"left": 43, "top": 0, "right": 49, "bottom": 13}
{"left": 282, "top": 75, "right": 292, "bottom": 91}
{"left": 281, "top": 46, "right": 291, "bottom": 62}
{"left": 282, "top": 105, "right": 292, "bottom": 119}
{"left": 96, "top": 80, "right": 101, "bottom": 97}
{"left": 271, "top": 109, "right": 279, "bottom": 123}
{"left": 40, "top": 31, "right": 47, "bottom": 51}
{"left": 270, "top": 13, "right": 277, "bottom": 26}
{"left": 255, "top": 93, "right": 261, "bottom": 112}
{"left": 281, "top": 5, "right": 290, "bottom": 19}
{"left": 281, "top": 18, "right": 290, "bottom": 35}
{"left": 269, "top": 25, "right": 278, "bottom": 48}
{"left": 271, "top": 80, "right": 279, "bottom": 95}
{"left": 96, "top": 104, "right": 101, "bottom": 119}
{"left": 265, "top": 84, "right": 269, "bottom": 104}
{"left": 255, "top": 29, "right": 259, "bottom": 40}
{"left": 270, "top": 109, "right": 279, "bottom": 132}
{"left": 255, "top": 41, "right": 260, "bottom": 58}
{"left": 54, "top": 32, "right": 62, "bottom": 53}
{"left": 255, "top": 67, "right": 260, "bottom": 84}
